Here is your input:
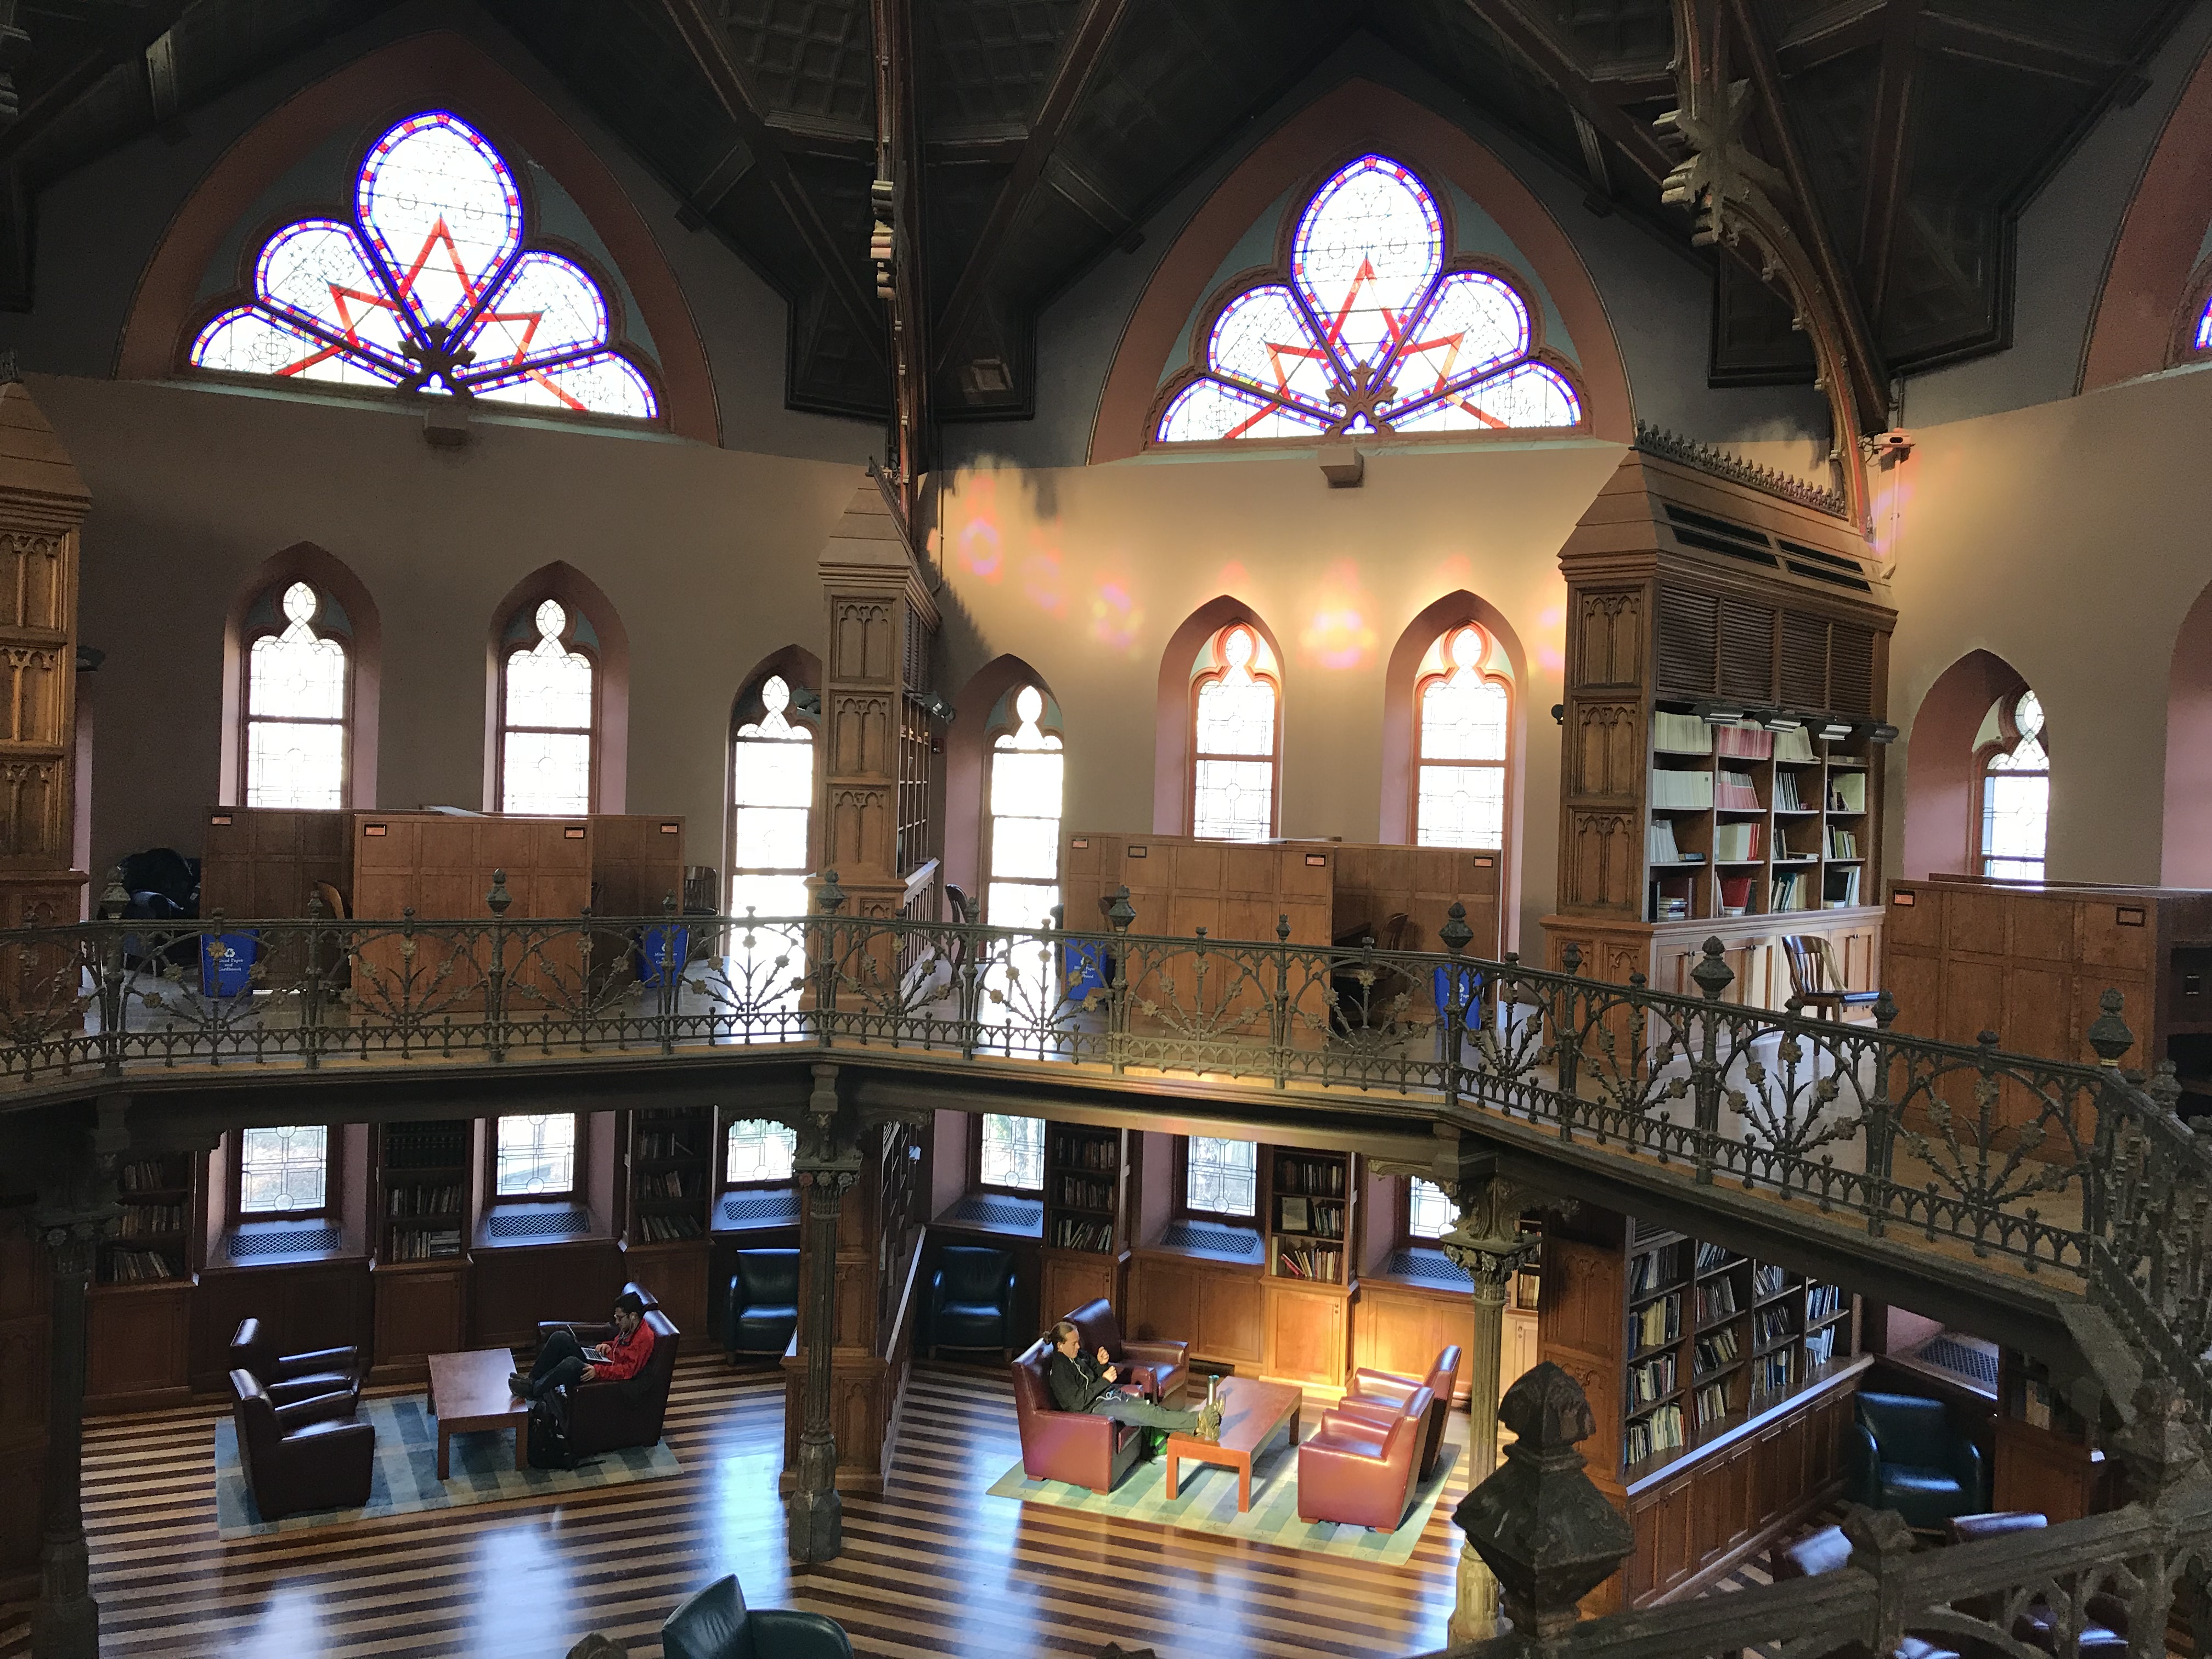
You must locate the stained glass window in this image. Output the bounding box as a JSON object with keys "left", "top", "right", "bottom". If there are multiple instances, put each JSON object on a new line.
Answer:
{"left": 986, "top": 686, "right": 1064, "bottom": 930}
{"left": 239, "top": 1125, "right": 329, "bottom": 1214}
{"left": 1155, "top": 153, "right": 1581, "bottom": 444}
{"left": 731, "top": 676, "right": 815, "bottom": 919}
{"left": 726, "top": 1119, "right": 798, "bottom": 1186}
{"left": 1417, "top": 624, "right": 1511, "bottom": 850}
{"left": 1409, "top": 1178, "right": 1459, "bottom": 1240}
{"left": 1186, "top": 1137, "right": 1257, "bottom": 1218}
{"left": 496, "top": 1113, "right": 577, "bottom": 1196}
{"left": 980, "top": 1114, "right": 1045, "bottom": 1192}
{"left": 501, "top": 599, "right": 593, "bottom": 815}
{"left": 1192, "top": 624, "right": 1279, "bottom": 840}
{"left": 191, "top": 110, "right": 658, "bottom": 421}
{"left": 245, "top": 581, "right": 347, "bottom": 809}
{"left": 1980, "top": 690, "right": 2049, "bottom": 881}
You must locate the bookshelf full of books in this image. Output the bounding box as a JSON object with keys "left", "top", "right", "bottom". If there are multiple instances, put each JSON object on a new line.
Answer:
{"left": 1040, "top": 1123, "right": 1129, "bottom": 1319}
{"left": 377, "top": 1120, "right": 470, "bottom": 1263}
{"left": 1269, "top": 1149, "right": 1349, "bottom": 1284}
{"left": 1256, "top": 1144, "right": 1361, "bottom": 1391}
{"left": 104, "top": 1153, "right": 196, "bottom": 1284}
{"left": 628, "top": 1106, "right": 712, "bottom": 1244}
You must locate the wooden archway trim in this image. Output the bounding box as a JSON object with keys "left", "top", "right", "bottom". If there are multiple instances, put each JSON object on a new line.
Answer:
{"left": 117, "top": 29, "right": 720, "bottom": 445}
{"left": 1090, "top": 77, "right": 1635, "bottom": 464}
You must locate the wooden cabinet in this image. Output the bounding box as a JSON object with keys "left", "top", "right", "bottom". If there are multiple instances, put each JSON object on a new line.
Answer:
{"left": 1128, "top": 1251, "right": 1264, "bottom": 1367}
{"left": 1040, "top": 1123, "right": 1129, "bottom": 1323}
{"left": 1262, "top": 1280, "right": 1350, "bottom": 1389}
{"left": 370, "top": 1261, "right": 466, "bottom": 1379}
{"left": 1991, "top": 1346, "right": 2110, "bottom": 1522}
{"left": 85, "top": 1280, "right": 193, "bottom": 1409}
{"left": 1355, "top": 1279, "right": 1475, "bottom": 1404}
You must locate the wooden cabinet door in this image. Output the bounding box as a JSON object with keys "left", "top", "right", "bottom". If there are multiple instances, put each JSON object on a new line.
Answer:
{"left": 1197, "top": 1271, "right": 1264, "bottom": 1365}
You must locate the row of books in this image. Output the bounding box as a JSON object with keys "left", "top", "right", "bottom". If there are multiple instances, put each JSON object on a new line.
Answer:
{"left": 1805, "top": 1328, "right": 1838, "bottom": 1368}
{"left": 1051, "top": 1133, "right": 1117, "bottom": 1172}
{"left": 1715, "top": 770, "right": 1760, "bottom": 809}
{"left": 1752, "top": 1263, "right": 1788, "bottom": 1299}
{"left": 1716, "top": 722, "right": 1774, "bottom": 759}
{"left": 1626, "top": 1403, "right": 1685, "bottom": 1464}
{"left": 1759, "top": 1350, "right": 1794, "bottom": 1394}
{"left": 1776, "top": 827, "right": 1818, "bottom": 860}
{"left": 1052, "top": 1217, "right": 1115, "bottom": 1251}
{"left": 1629, "top": 1245, "right": 1678, "bottom": 1296}
{"left": 106, "top": 1248, "right": 178, "bottom": 1282}
{"left": 1695, "top": 1381, "right": 1732, "bottom": 1428}
{"left": 1651, "top": 712, "right": 1824, "bottom": 766}
{"left": 119, "top": 1204, "right": 185, "bottom": 1237}
{"left": 390, "top": 1182, "right": 464, "bottom": 1217}
{"left": 1651, "top": 769, "right": 1714, "bottom": 810}
{"left": 1775, "top": 726, "right": 1818, "bottom": 763}
{"left": 1829, "top": 772, "right": 1868, "bottom": 811}
{"left": 1774, "top": 772, "right": 1807, "bottom": 811}
{"left": 1630, "top": 1352, "right": 1677, "bottom": 1404}
{"left": 1695, "top": 1327, "right": 1741, "bottom": 1372}
{"left": 1807, "top": 1283, "right": 1844, "bottom": 1321}
{"left": 1829, "top": 827, "right": 1860, "bottom": 858}
{"left": 1754, "top": 1308, "right": 1795, "bottom": 1347}
{"left": 1056, "top": 1176, "right": 1114, "bottom": 1210}
{"left": 1695, "top": 1279, "right": 1739, "bottom": 1324}
{"left": 1274, "top": 1244, "right": 1343, "bottom": 1281}
{"left": 1274, "top": 1158, "right": 1346, "bottom": 1196}
{"left": 120, "top": 1160, "right": 176, "bottom": 1193}
{"left": 639, "top": 1170, "right": 701, "bottom": 1200}
{"left": 1695, "top": 1242, "right": 1734, "bottom": 1273}
{"left": 1714, "top": 822, "right": 1762, "bottom": 862}
{"left": 1277, "top": 1197, "right": 1342, "bottom": 1237}
{"left": 1771, "top": 871, "right": 1814, "bottom": 911}
{"left": 1829, "top": 867, "right": 1863, "bottom": 905}
{"left": 1652, "top": 710, "right": 1713, "bottom": 753}
{"left": 1633, "top": 1293, "right": 1681, "bottom": 1352}
{"left": 638, "top": 1212, "right": 703, "bottom": 1242}
{"left": 386, "top": 1227, "right": 462, "bottom": 1261}
{"left": 636, "top": 1131, "right": 701, "bottom": 1161}
{"left": 1647, "top": 820, "right": 1699, "bottom": 865}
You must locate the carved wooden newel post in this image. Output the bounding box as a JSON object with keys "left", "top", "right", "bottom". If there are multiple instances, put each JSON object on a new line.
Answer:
{"left": 789, "top": 1064, "right": 861, "bottom": 1563}
{"left": 1441, "top": 1177, "right": 1543, "bottom": 1646}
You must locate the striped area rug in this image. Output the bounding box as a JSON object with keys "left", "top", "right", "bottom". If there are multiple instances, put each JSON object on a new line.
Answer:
{"left": 213, "top": 1391, "right": 682, "bottom": 1537}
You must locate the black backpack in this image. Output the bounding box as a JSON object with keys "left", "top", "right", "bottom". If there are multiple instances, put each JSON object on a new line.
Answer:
{"left": 527, "top": 1391, "right": 579, "bottom": 1470}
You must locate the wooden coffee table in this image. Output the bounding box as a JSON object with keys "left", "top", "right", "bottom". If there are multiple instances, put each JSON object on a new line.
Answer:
{"left": 427, "top": 1347, "right": 530, "bottom": 1479}
{"left": 1164, "top": 1378, "right": 1302, "bottom": 1511}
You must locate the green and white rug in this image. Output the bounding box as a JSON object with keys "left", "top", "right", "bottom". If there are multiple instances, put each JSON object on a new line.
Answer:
{"left": 214, "top": 1392, "right": 681, "bottom": 1537}
{"left": 986, "top": 1419, "right": 1458, "bottom": 1566}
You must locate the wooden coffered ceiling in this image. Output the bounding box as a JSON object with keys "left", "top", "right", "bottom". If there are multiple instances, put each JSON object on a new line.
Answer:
{"left": 0, "top": 0, "right": 2193, "bottom": 444}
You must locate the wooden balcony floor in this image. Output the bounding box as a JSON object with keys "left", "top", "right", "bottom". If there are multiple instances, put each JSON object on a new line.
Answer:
{"left": 0, "top": 1358, "right": 1466, "bottom": 1659}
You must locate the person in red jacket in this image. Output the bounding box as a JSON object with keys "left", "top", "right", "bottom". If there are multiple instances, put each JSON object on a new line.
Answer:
{"left": 511, "top": 1290, "right": 654, "bottom": 1401}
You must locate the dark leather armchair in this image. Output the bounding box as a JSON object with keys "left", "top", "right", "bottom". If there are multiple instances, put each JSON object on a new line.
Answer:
{"left": 1063, "top": 1296, "right": 1189, "bottom": 1407}
{"left": 1847, "top": 1391, "right": 1985, "bottom": 1529}
{"left": 1296, "top": 1386, "right": 1432, "bottom": 1531}
{"left": 724, "top": 1249, "right": 799, "bottom": 1360}
{"left": 229, "top": 1317, "right": 363, "bottom": 1408}
{"left": 1945, "top": 1511, "right": 2129, "bottom": 1656}
{"left": 229, "top": 1368, "right": 375, "bottom": 1520}
{"left": 546, "top": 1309, "right": 681, "bottom": 1457}
{"left": 1338, "top": 1344, "right": 1462, "bottom": 1480}
{"left": 929, "top": 1245, "right": 1016, "bottom": 1358}
{"left": 1009, "top": 1337, "right": 1144, "bottom": 1495}
{"left": 662, "top": 1574, "right": 853, "bottom": 1659}
{"left": 535, "top": 1280, "right": 661, "bottom": 1355}
{"left": 1770, "top": 1524, "right": 1959, "bottom": 1659}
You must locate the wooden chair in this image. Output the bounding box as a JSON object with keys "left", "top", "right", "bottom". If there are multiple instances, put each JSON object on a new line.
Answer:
{"left": 1782, "top": 935, "right": 1881, "bottom": 1022}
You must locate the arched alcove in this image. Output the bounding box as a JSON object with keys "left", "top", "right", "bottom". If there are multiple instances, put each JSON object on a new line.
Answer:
{"left": 219, "top": 542, "right": 382, "bottom": 809}
{"left": 1901, "top": 649, "right": 2030, "bottom": 881}
{"left": 1153, "top": 598, "right": 1287, "bottom": 837}
{"left": 483, "top": 562, "right": 629, "bottom": 814}
{"left": 2164, "top": 580, "right": 2212, "bottom": 885}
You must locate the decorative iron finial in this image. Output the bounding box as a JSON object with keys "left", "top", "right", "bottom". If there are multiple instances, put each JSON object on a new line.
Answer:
{"left": 1440, "top": 901, "right": 1472, "bottom": 956}
{"left": 2087, "top": 988, "right": 2135, "bottom": 1068}
{"left": 486, "top": 870, "right": 511, "bottom": 916}
{"left": 2148, "top": 1058, "right": 2185, "bottom": 1115}
{"left": 1275, "top": 913, "right": 1290, "bottom": 943}
{"left": 663, "top": 892, "right": 677, "bottom": 916}
{"left": 1872, "top": 988, "right": 1898, "bottom": 1030}
{"left": 1106, "top": 885, "right": 1135, "bottom": 934}
{"left": 1691, "top": 938, "right": 1733, "bottom": 1002}
{"left": 97, "top": 865, "right": 129, "bottom": 919}
{"left": 1560, "top": 941, "right": 1582, "bottom": 977}
{"left": 815, "top": 871, "right": 845, "bottom": 915}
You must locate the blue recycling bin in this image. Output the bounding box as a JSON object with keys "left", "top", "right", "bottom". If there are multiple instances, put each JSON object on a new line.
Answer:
{"left": 636, "top": 923, "right": 690, "bottom": 988}
{"left": 1063, "top": 940, "right": 1112, "bottom": 999}
{"left": 200, "top": 931, "right": 259, "bottom": 997}
{"left": 1432, "top": 964, "right": 1485, "bottom": 1028}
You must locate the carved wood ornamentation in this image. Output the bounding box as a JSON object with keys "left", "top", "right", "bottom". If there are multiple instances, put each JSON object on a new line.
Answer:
{"left": 1571, "top": 703, "right": 1643, "bottom": 800}
{"left": 1573, "top": 591, "right": 1644, "bottom": 689}
{"left": 1566, "top": 811, "right": 1637, "bottom": 913}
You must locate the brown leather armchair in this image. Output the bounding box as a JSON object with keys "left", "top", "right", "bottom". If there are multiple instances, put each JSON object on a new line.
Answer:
{"left": 1009, "top": 1337, "right": 1144, "bottom": 1496}
{"left": 548, "top": 1308, "right": 681, "bottom": 1457}
{"left": 1062, "top": 1297, "right": 1189, "bottom": 1407}
{"left": 229, "top": 1317, "right": 362, "bottom": 1409}
{"left": 1297, "top": 1386, "right": 1431, "bottom": 1531}
{"left": 1336, "top": 1345, "right": 1461, "bottom": 1480}
{"left": 229, "top": 1368, "right": 375, "bottom": 1520}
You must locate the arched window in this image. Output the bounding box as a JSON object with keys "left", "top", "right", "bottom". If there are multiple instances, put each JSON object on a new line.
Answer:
{"left": 189, "top": 110, "right": 659, "bottom": 421}
{"left": 1152, "top": 153, "right": 1583, "bottom": 445}
{"left": 1415, "top": 623, "right": 1512, "bottom": 849}
{"left": 499, "top": 599, "right": 595, "bottom": 815}
{"left": 1977, "top": 689, "right": 2049, "bottom": 880}
{"left": 1191, "top": 623, "right": 1280, "bottom": 840}
{"left": 730, "top": 675, "right": 816, "bottom": 918}
{"left": 725, "top": 1119, "right": 797, "bottom": 1187}
{"left": 1408, "top": 1178, "right": 1459, "bottom": 1240}
{"left": 243, "top": 581, "right": 349, "bottom": 808}
{"left": 986, "top": 686, "right": 1064, "bottom": 929}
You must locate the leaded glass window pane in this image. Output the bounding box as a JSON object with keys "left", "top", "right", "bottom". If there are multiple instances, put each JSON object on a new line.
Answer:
{"left": 1186, "top": 1137, "right": 1257, "bottom": 1218}
{"left": 1417, "top": 626, "right": 1510, "bottom": 850}
{"left": 239, "top": 1125, "right": 328, "bottom": 1214}
{"left": 501, "top": 600, "right": 592, "bottom": 815}
{"left": 246, "top": 582, "right": 348, "bottom": 809}
{"left": 1409, "top": 1178, "right": 1459, "bottom": 1240}
{"left": 496, "top": 1114, "right": 576, "bottom": 1196}
{"left": 980, "top": 1114, "right": 1044, "bottom": 1192}
{"left": 1193, "top": 627, "right": 1277, "bottom": 842}
{"left": 985, "top": 686, "right": 1063, "bottom": 930}
{"left": 726, "top": 1119, "right": 797, "bottom": 1185}
{"left": 1980, "top": 690, "right": 2049, "bottom": 880}
{"left": 732, "top": 676, "right": 814, "bottom": 917}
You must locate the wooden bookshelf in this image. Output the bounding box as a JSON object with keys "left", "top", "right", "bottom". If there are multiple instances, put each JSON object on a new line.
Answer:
{"left": 1268, "top": 1150, "right": 1350, "bottom": 1285}
{"left": 624, "top": 1105, "right": 713, "bottom": 1345}
{"left": 1040, "top": 1122, "right": 1128, "bottom": 1318}
{"left": 377, "top": 1120, "right": 469, "bottom": 1265}
{"left": 107, "top": 1155, "right": 194, "bottom": 1285}
{"left": 87, "top": 1150, "right": 198, "bottom": 1409}
{"left": 1261, "top": 1147, "right": 1358, "bottom": 1391}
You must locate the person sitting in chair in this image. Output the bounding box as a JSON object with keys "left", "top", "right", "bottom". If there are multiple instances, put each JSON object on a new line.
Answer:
{"left": 1046, "top": 1320, "right": 1205, "bottom": 1434}
{"left": 512, "top": 1290, "right": 655, "bottom": 1402}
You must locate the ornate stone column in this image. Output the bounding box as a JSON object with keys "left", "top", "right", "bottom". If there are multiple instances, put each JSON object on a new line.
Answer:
{"left": 788, "top": 1064, "right": 862, "bottom": 1564}
{"left": 1440, "top": 1175, "right": 1542, "bottom": 1648}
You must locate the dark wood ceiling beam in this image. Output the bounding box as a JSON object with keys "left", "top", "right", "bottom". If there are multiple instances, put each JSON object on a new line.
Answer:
{"left": 932, "top": 0, "right": 1128, "bottom": 374}
{"left": 1857, "top": 0, "right": 1920, "bottom": 317}
{"left": 659, "top": 0, "right": 884, "bottom": 352}
{"left": 0, "top": 0, "right": 190, "bottom": 169}
{"left": 872, "top": 0, "right": 928, "bottom": 506}
{"left": 1773, "top": 1, "right": 1887, "bottom": 72}
{"left": 1726, "top": 0, "right": 1891, "bottom": 427}
{"left": 1460, "top": 0, "right": 1678, "bottom": 184}
{"left": 1917, "top": 14, "right": 2121, "bottom": 83}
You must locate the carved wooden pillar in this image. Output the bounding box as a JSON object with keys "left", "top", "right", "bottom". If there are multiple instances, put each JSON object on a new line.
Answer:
{"left": 815, "top": 471, "right": 937, "bottom": 925}
{"left": 1441, "top": 1176, "right": 1542, "bottom": 1649}
{"left": 0, "top": 379, "right": 90, "bottom": 961}
{"left": 788, "top": 1064, "right": 862, "bottom": 1563}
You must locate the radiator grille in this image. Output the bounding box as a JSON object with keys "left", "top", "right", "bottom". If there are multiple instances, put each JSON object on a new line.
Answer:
{"left": 936, "top": 1194, "right": 1041, "bottom": 1231}
{"left": 484, "top": 1209, "right": 590, "bottom": 1240}
{"left": 229, "top": 1224, "right": 340, "bottom": 1260}
{"left": 1160, "top": 1220, "right": 1263, "bottom": 1260}
{"left": 1382, "top": 1247, "right": 1471, "bottom": 1289}
{"left": 719, "top": 1189, "right": 800, "bottom": 1228}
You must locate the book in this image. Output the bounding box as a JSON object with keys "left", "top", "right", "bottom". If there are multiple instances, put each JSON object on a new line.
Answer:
{"left": 1719, "top": 874, "right": 1754, "bottom": 912}
{"left": 1696, "top": 1279, "right": 1739, "bottom": 1324}
{"left": 1713, "top": 821, "right": 1762, "bottom": 862}
{"left": 1696, "top": 1382, "right": 1731, "bottom": 1427}
{"left": 1714, "top": 721, "right": 1773, "bottom": 759}
{"left": 1651, "top": 769, "right": 1714, "bottom": 810}
{"left": 1648, "top": 818, "right": 1681, "bottom": 864}
{"left": 1653, "top": 710, "right": 1713, "bottom": 754}
{"left": 1634, "top": 1293, "right": 1681, "bottom": 1352}
{"left": 1829, "top": 770, "right": 1867, "bottom": 812}
{"left": 1774, "top": 772, "right": 1803, "bottom": 811}
{"left": 1752, "top": 1264, "right": 1786, "bottom": 1299}
{"left": 1715, "top": 769, "right": 1760, "bottom": 809}
{"left": 1774, "top": 726, "right": 1817, "bottom": 763}
{"left": 1695, "top": 1242, "right": 1730, "bottom": 1273}
{"left": 1630, "top": 1353, "right": 1677, "bottom": 1404}
{"left": 1695, "top": 1328, "right": 1741, "bottom": 1372}
{"left": 1805, "top": 1328, "right": 1836, "bottom": 1368}
{"left": 1827, "top": 826, "right": 1858, "bottom": 858}
{"left": 1770, "top": 870, "right": 1809, "bottom": 911}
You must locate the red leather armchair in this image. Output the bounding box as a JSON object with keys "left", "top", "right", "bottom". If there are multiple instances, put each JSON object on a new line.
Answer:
{"left": 1062, "top": 1297, "right": 1189, "bottom": 1407}
{"left": 1297, "top": 1385, "right": 1432, "bottom": 1531}
{"left": 229, "top": 1368, "right": 375, "bottom": 1520}
{"left": 1010, "top": 1338, "right": 1145, "bottom": 1496}
{"left": 547, "top": 1309, "right": 681, "bottom": 1457}
{"left": 229, "top": 1317, "right": 363, "bottom": 1409}
{"left": 1336, "top": 1344, "right": 1460, "bottom": 1480}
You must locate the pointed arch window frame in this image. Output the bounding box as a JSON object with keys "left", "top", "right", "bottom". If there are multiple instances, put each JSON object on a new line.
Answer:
{"left": 729, "top": 670, "right": 819, "bottom": 921}
{"left": 1189, "top": 622, "right": 1283, "bottom": 841}
{"left": 1413, "top": 622, "right": 1514, "bottom": 853}
{"left": 1146, "top": 151, "right": 1589, "bottom": 450}
{"left": 180, "top": 108, "right": 665, "bottom": 428}
{"left": 1974, "top": 688, "right": 2050, "bottom": 882}
{"left": 496, "top": 596, "right": 601, "bottom": 816}
{"left": 983, "top": 684, "right": 1066, "bottom": 930}
{"left": 239, "top": 578, "right": 354, "bottom": 811}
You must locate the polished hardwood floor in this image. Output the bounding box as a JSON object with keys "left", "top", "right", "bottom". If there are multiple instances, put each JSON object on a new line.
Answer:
{"left": 1, "top": 1358, "right": 1466, "bottom": 1658}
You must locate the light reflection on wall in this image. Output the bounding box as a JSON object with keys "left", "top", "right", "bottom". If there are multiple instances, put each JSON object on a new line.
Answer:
{"left": 1021, "top": 543, "right": 1067, "bottom": 617}
{"left": 1535, "top": 599, "right": 1565, "bottom": 674}
{"left": 1300, "top": 558, "right": 1378, "bottom": 669}
{"left": 1087, "top": 573, "right": 1143, "bottom": 651}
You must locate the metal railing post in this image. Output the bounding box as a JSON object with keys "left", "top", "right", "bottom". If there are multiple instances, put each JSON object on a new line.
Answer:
{"left": 1106, "top": 887, "right": 1133, "bottom": 1077}
{"left": 1440, "top": 901, "right": 1474, "bottom": 1114}
{"left": 484, "top": 871, "right": 510, "bottom": 1064}
{"left": 1689, "top": 937, "right": 1734, "bottom": 1186}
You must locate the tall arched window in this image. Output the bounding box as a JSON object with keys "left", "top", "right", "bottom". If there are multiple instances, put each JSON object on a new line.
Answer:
{"left": 1415, "top": 623, "right": 1512, "bottom": 849}
{"left": 1977, "top": 689, "right": 2049, "bottom": 880}
{"left": 243, "top": 581, "right": 349, "bottom": 808}
{"left": 731, "top": 675, "right": 815, "bottom": 917}
{"left": 986, "top": 686, "right": 1064, "bottom": 929}
{"left": 1191, "top": 623, "right": 1280, "bottom": 840}
{"left": 499, "top": 599, "right": 595, "bottom": 815}
{"left": 1151, "top": 153, "right": 1583, "bottom": 445}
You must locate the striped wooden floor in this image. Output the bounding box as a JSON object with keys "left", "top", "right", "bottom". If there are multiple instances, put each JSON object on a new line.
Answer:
{"left": 0, "top": 1359, "right": 1465, "bottom": 1658}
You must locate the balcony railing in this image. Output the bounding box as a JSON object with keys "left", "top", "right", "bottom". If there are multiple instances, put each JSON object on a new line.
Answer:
{"left": 10, "top": 877, "right": 2211, "bottom": 1444}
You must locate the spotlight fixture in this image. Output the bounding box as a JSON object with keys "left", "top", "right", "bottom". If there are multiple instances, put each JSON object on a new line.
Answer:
{"left": 1761, "top": 710, "right": 1803, "bottom": 733}
{"left": 1814, "top": 718, "right": 1853, "bottom": 742}
{"left": 1694, "top": 701, "right": 1747, "bottom": 725}
{"left": 1864, "top": 723, "right": 1899, "bottom": 744}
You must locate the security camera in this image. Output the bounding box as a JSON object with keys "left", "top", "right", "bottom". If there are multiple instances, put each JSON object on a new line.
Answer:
{"left": 1868, "top": 429, "right": 1914, "bottom": 460}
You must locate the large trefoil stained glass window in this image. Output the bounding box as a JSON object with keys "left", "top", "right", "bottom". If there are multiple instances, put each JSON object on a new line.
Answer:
{"left": 1155, "top": 154, "right": 1581, "bottom": 444}
{"left": 191, "top": 111, "right": 657, "bottom": 421}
